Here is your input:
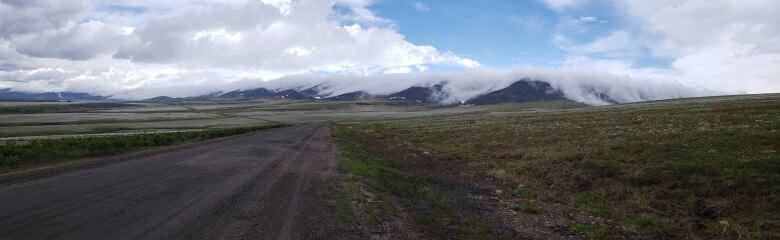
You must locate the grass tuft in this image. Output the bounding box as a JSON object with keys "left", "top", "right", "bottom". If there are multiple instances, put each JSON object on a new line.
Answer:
{"left": 570, "top": 223, "right": 607, "bottom": 240}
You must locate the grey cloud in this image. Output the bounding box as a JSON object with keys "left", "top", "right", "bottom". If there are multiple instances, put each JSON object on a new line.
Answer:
{"left": 1, "top": 0, "right": 37, "bottom": 7}
{"left": 0, "top": 63, "right": 17, "bottom": 71}
{"left": 0, "top": 0, "right": 91, "bottom": 38}
{"left": 114, "top": 1, "right": 285, "bottom": 63}
{"left": 14, "top": 21, "right": 127, "bottom": 60}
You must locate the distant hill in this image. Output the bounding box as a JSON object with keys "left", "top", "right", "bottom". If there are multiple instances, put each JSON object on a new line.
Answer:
{"left": 466, "top": 80, "right": 565, "bottom": 105}
{"left": 0, "top": 89, "right": 107, "bottom": 101}
{"left": 147, "top": 96, "right": 177, "bottom": 101}
{"left": 299, "top": 85, "right": 325, "bottom": 98}
{"left": 275, "top": 89, "right": 315, "bottom": 100}
{"left": 207, "top": 79, "right": 619, "bottom": 106}
{"left": 145, "top": 91, "right": 224, "bottom": 101}
{"left": 184, "top": 91, "right": 224, "bottom": 101}
{"left": 220, "top": 88, "right": 276, "bottom": 99}
{"left": 386, "top": 83, "right": 446, "bottom": 105}
{"left": 327, "top": 91, "right": 372, "bottom": 101}
{"left": 218, "top": 87, "right": 315, "bottom": 100}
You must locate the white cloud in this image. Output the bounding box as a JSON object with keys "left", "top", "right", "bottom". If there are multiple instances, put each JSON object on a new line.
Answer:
{"left": 238, "top": 68, "right": 714, "bottom": 106}
{"left": 1, "top": 0, "right": 776, "bottom": 100}
{"left": 550, "top": 0, "right": 780, "bottom": 94}
{"left": 410, "top": 2, "right": 430, "bottom": 12}
{"left": 540, "top": 0, "right": 586, "bottom": 12}
{"left": 110, "top": 0, "right": 479, "bottom": 71}
{"left": 285, "top": 47, "right": 312, "bottom": 57}
{"left": 564, "top": 31, "right": 639, "bottom": 58}
{"left": 333, "top": 0, "right": 388, "bottom": 24}
{"left": 260, "top": 0, "right": 292, "bottom": 16}
{"left": 343, "top": 24, "right": 362, "bottom": 36}
{"left": 615, "top": 0, "right": 780, "bottom": 93}
{"left": 191, "top": 29, "right": 243, "bottom": 44}
{"left": 0, "top": 0, "right": 91, "bottom": 38}
{"left": 13, "top": 21, "right": 126, "bottom": 60}
{"left": 509, "top": 15, "right": 545, "bottom": 31}
{"left": 578, "top": 16, "right": 597, "bottom": 22}
{"left": 0, "top": 0, "right": 480, "bottom": 97}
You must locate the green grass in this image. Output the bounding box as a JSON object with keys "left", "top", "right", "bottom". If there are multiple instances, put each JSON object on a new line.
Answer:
{"left": 335, "top": 126, "right": 448, "bottom": 211}
{"left": 511, "top": 187, "right": 533, "bottom": 198}
{"left": 0, "top": 103, "right": 136, "bottom": 114}
{"left": 510, "top": 203, "right": 540, "bottom": 214}
{"left": 0, "top": 124, "right": 284, "bottom": 172}
{"left": 522, "top": 203, "right": 540, "bottom": 214}
{"left": 0, "top": 117, "right": 211, "bottom": 128}
{"left": 570, "top": 223, "right": 607, "bottom": 240}
{"left": 333, "top": 125, "right": 509, "bottom": 239}
{"left": 573, "top": 191, "right": 615, "bottom": 217}
{"left": 623, "top": 214, "right": 666, "bottom": 233}
{"left": 334, "top": 95, "right": 780, "bottom": 239}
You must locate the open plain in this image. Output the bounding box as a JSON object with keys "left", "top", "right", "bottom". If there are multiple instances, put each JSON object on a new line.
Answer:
{"left": 0, "top": 94, "right": 778, "bottom": 239}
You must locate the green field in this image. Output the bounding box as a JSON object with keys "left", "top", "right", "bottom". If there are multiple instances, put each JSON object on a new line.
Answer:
{"left": 0, "top": 94, "right": 777, "bottom": 239}
{"left": 0, "top": 99, "right": 547, "bottom": 172}
{"left": 0, "top": 125, "right": 283, "bottom": 173}
{"left": 0, "top": 99, "right": 567, "bottom": 138}
{"left": 331, "top": 94, "right": 779, "bottom": 239}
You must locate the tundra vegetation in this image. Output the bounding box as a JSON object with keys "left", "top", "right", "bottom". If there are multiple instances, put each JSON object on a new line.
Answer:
{"left": 331, "top": 94, "right": 779, "bottom": 239}
{"left": 0, "top": 99, "right": 550, "bottom": 171}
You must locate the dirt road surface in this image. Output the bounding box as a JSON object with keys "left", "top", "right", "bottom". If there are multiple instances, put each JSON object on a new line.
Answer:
{"left": 0, "top": 124, "right": 338, "bottom": 240}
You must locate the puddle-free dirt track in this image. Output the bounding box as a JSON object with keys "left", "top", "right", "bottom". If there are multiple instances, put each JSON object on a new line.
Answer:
{"left": 0, "top": 124, "right": 336, "bottom": 240}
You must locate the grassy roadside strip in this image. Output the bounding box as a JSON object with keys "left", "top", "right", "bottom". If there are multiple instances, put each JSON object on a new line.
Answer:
{"left": 0, "top": 117, "right": 213, "bottom": 128}
{"left": 0, "top": 103, "right": 138, "bottom": 114}
{"left": 332, "top": 124, "right": 515, "bottom": 239}
{"left": 0, "top": 124, "right": 285, "bottom": 173}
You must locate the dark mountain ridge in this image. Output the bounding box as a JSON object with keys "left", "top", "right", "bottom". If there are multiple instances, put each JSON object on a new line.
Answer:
{"left": 0, "top": 89, "right": 107, "bottom": 101}
{"left": 466, "top": 80, "right": 566, "bottom": 105}
{"left": 386, "top": 83, "right": 447, "bottom": 105}
{"left": 327, "top": 91, "right": 372, "bottom": 101}
{"left": 220, "top": 88, "right": 276, "bottom": 99}
{"left": 142, "top": 79, "right": 616, "bottom": 106}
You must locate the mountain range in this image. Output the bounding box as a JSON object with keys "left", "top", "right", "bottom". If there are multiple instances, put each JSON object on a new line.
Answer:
{"left": 465, "top": 80, "right": 564, "bottom": 105}
{"left": 0, "top": 89, "right": 107, "bottom": 101}
{"left": 149, "top": 79, "right": 574, "bottom": 105}
{"left": 0, "top": 79, "right": 609, "bottom": 105}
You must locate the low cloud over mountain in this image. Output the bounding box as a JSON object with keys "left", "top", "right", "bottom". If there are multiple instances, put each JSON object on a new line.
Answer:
{"left": 0, "top": 0, "right": 776, "bottom": 101}
{"left": 195, "top": 68, "right": 716, "bottom": 106}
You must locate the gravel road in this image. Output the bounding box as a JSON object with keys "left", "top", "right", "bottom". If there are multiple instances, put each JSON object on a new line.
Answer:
{"left": 0, "top": 124, "right": 337, "bottom": 240}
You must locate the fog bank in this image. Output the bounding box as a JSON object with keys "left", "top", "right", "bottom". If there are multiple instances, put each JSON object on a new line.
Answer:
{"left": 233, "top": 68, "right": 721, "bottom": 105}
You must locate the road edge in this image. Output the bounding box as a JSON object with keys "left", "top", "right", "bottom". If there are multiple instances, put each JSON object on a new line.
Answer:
{"left": 0, "top": 125, "right": 290, "bottom": 185}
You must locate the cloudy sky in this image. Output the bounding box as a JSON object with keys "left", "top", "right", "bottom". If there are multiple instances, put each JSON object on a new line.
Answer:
{"left": 0, "top": 0, "right": 778, "bottom": 99}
